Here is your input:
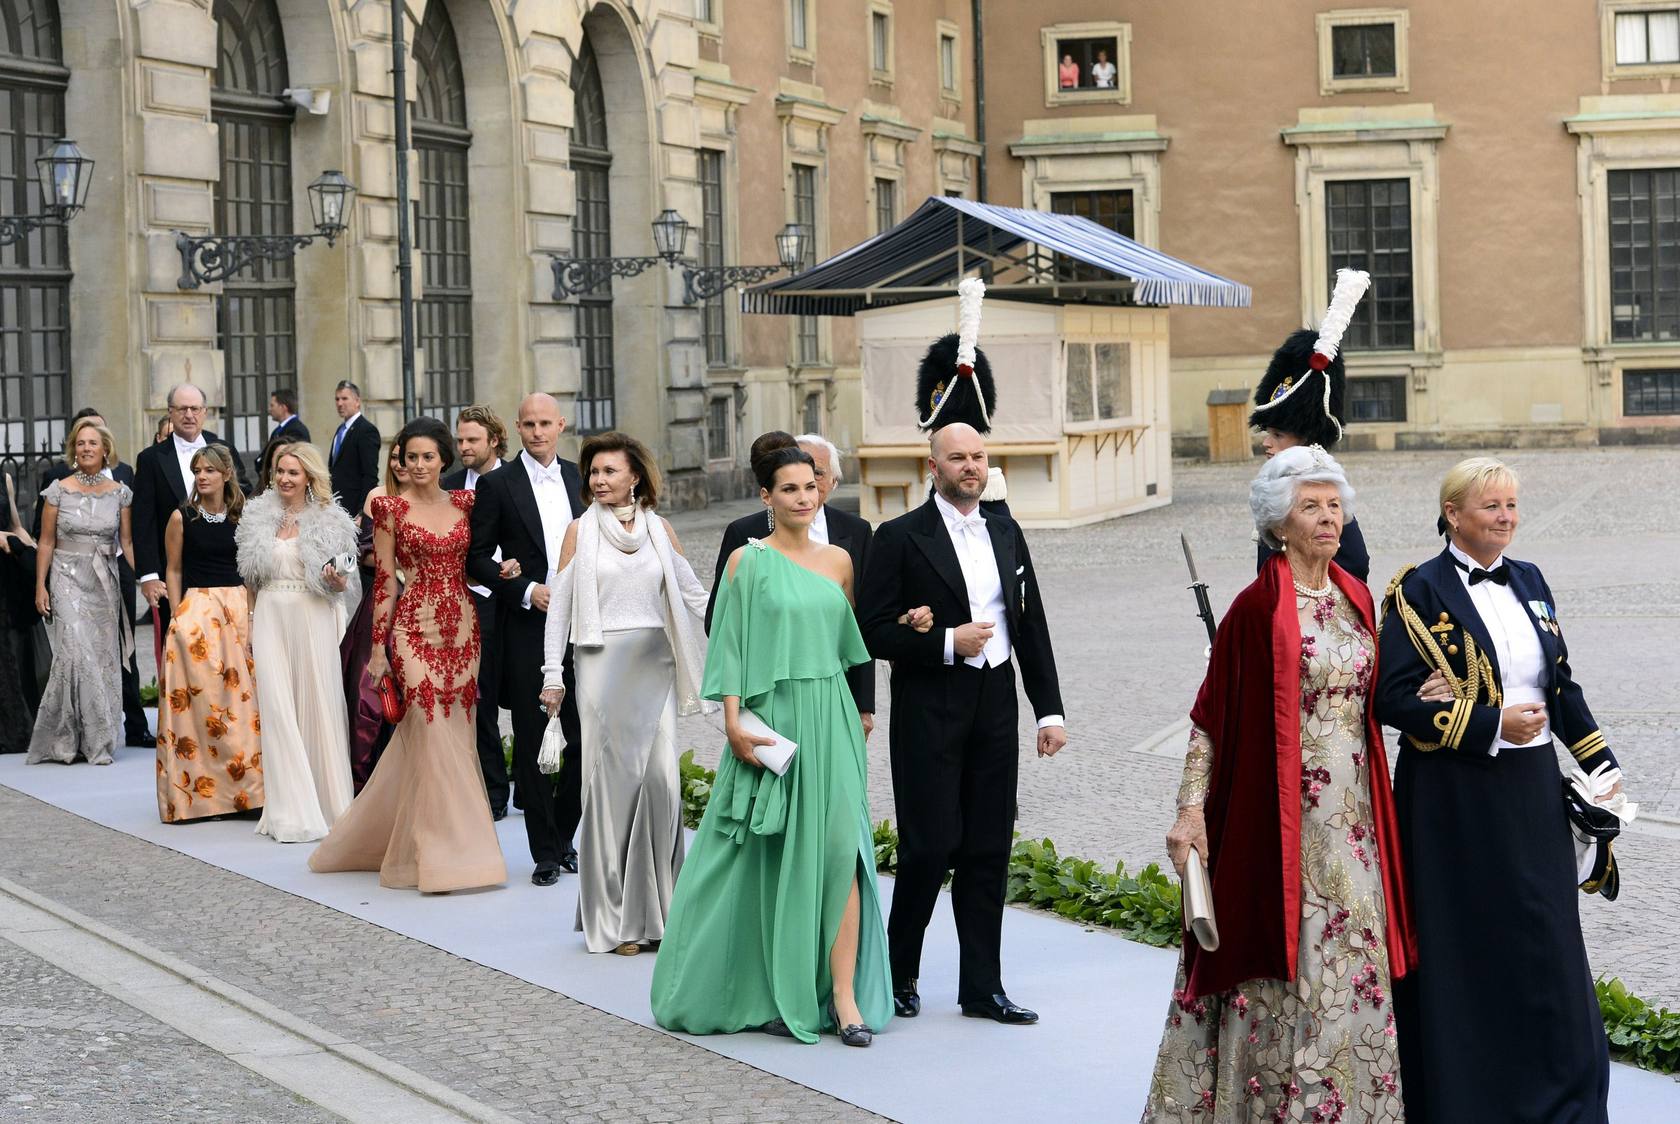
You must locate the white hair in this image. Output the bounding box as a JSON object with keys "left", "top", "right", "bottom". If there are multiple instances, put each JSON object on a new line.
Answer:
{"left": 1249, "top": 445, "right": 1355, "bottom": 551}
{"left": 795, "top": 433, "right": 843, "bottom": 484}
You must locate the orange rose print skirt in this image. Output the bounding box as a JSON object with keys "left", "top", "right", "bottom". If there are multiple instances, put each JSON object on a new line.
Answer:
{"left": 156, "top": 586, "right": 264, "bottom": 822}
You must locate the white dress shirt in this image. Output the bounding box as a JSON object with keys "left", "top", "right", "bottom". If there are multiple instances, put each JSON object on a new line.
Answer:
{"left": 1449, "top": 542, "right": 1549, "bottom": 753}
{"left": 809, "top": 505, "right": 830, "bottom": 546}
{"left": 931, "top": 493, "right": 1063, "bottom": 730}
{"left": 141, "top": 434, "right": 206, "bottom": 584}
{"left": 521, "top": 451, "right": 573, "bottom": 610}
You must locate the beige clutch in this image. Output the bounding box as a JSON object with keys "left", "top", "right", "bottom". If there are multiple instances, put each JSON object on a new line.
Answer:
{"left": 1182, "top": 854, "right": 1220, "bottom": 952}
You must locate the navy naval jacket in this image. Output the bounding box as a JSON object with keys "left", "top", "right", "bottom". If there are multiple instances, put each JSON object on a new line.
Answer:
{"left": 1375, "top": 545, "right": 1615, "bottom": 770}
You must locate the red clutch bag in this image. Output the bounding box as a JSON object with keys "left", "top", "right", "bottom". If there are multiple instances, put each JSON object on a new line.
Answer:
{"left": 378, "top": 672, "right": 405, "bottom": 724}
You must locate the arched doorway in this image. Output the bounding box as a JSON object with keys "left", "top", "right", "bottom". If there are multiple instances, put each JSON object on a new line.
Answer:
{"left": 211, "top": 0, "right": 295, "bottom": 468}
{"left": 569, "top": 34, "right": 613, "bottom": 434}
{"left": 414, "top": 0, "right": 472, "bottom": 421}
{"left": 0, "top": 0, "right": 70, "bottom": 476}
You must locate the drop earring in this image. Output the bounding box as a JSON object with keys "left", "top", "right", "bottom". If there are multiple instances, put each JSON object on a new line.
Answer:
{"left": 766, "top": 506, "right": 775, "bottom": 533}
{"left": 305, "top": 485, "right": 316, "bottom": 504}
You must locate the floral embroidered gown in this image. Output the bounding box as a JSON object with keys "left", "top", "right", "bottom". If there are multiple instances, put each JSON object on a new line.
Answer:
{"left": 310, "top": 492, "right": 506, "bottom": 892}
{"left": 1143, "top": 587, "right": 1404, "bottom": 1124}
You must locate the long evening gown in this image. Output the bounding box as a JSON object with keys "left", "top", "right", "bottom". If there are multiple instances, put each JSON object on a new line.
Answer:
{"left": 310, "top": 492, "right": 505, "bottom": 892}
{"left": 1143, "top": 587, "right": 1403, "bottom": 1123}
{"left": 156, "top": 513, "right": 262, "bottom": 822}
{"left": 249, "top": 536, "right": 355, "bottom": 842}
{"left": 27, "top": 480, "right": 130, "bottom": 766}
{"left": 651, "top": 542, "right": 892, "bottom": 1044}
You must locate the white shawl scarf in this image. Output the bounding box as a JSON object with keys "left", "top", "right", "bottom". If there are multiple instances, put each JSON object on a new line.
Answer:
{"left": 541, "top": 502, "right": 713, "bottom": 716}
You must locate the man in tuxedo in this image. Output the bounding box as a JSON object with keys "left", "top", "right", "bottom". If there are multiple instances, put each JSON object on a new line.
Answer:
{"left": 34, "top": 407, "right": 150, "bottom": 746}
{"left": 705, "top": 430, "right": 876, "bottom": 732}
{"left": 858, "top": 421, "right": 1067, "bottom": 1026}
{"left": 444, "top": 405, "right": 515, "bottom": 819}
{"left": 466, "top": 393, "right": 585, "bottom": 885}
{"left": 327, "top": 380, "right": 381, "bottom": 516}
{"left": 135, "top": 384, "right": 250, "bottom": 637}
{"left": 264, "top": 388, "right": 311, "bottom": 454}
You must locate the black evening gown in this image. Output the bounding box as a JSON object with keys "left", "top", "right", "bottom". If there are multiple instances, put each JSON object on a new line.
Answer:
{"left": 0, "top": 540, "right": 38, "bottom": 752}
{"left": 1391, "top": 740, "right": 1610, "bottom": 1124}
{"left": 1257, "top": 515, "right": 1369, "bottom": 583}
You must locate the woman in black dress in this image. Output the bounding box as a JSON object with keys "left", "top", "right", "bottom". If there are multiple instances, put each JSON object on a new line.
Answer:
{"left": 0, "top": 470, "right": 38, "bottom": 752}
{"left": 1376, "top": 455, "right": 1616, "bottom": 1124}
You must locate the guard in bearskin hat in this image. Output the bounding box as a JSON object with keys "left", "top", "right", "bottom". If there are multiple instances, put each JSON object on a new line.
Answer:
{"left": 1250, "top": 269, "right": 1371, "bottom": 582}
{"left": 915, "top": 278, "right": 1008, "bottom": 508}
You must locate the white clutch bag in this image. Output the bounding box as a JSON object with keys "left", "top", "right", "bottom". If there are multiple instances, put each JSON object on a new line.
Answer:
{"left": 537, "top": 713, "right": 564, "bottom": 774}
{"left": 736, "top": 710, "right": 797, "bottom": 776}
{"left": 1182, "top": 853, "right": 1220, "bottom": 952}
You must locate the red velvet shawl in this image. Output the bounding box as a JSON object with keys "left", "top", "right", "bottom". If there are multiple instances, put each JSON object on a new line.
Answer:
{"left": 1182, "top": 553, "right": 1417, "bottom": 999}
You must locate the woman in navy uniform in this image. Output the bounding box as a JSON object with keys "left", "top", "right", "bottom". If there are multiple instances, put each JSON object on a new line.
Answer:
{"left": 1375, "top": 456, "right": 1615, "bottom": 1124}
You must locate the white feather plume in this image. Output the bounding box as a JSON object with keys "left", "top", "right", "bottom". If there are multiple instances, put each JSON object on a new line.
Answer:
{"left": 1313, "top": 268, "right": 1371, "bottom": 363}
{"left": 956, "top": 276, "right": 986, "bottom": 370}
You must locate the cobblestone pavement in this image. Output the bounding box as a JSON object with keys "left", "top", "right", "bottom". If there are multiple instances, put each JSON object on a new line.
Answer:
{"left": 0, "top": 787, "right": 879, "bottom": 1124}
{"left": 0, "top": 939, "right": 335, "bottom": 1123}
{"left": 673, "top": 446, "right": 1680, "bottom": 1007}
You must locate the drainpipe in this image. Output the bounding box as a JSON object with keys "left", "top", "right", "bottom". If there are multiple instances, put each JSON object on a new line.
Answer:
{"left": 972, "top": 0, "right": 987, "bottom": 203}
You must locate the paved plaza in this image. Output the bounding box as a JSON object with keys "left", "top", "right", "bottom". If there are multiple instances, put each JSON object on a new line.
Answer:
{"left": 1, "top": 445, "right": 1676, "bottom": 1120}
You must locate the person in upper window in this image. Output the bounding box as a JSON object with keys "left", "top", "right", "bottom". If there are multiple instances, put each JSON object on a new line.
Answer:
{"left": 1090, "top": 49, "right": 1117, "bottom": 88}
{"left": 1375, "top": 456, "right": 1618, "bottom": 1124}
{"left": 1058, "top": 53, "right": 1080, "bottom": 89}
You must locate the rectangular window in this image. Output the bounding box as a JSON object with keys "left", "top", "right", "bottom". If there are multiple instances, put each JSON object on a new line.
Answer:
{"left": 1331, "top": 22, "right": 1397, "bottom": 78}
{"left": 1347, "top": 375, "right": 1408, "bottom": 422}
{"left": 696, "top": 0, "right": 715, "bottom": 24}
{"left": 790, "top": 0, "right": 808, "bottom": 51}
{"left": 1609, "top": 168, "right": 1680, "bottom": 341}
{"left": 1616, "top": 10, "right": 1680, "bottom": 64}
{"left": 874, "top": 178, "right": 896, "bottom": 234}
{"left": 698, "top": 150, "right": 728, "bottom": 367}
{"left": 872, "top": 11, "right": 890, "bottom": 73}
{"left": 1051, "top": 190, "right": 1135, "bottom": 283}
{"left": 940, "top": 33, "right": 958, "bottom": 92}
{"left": 1625, "top": 369, "right": 1680, "bottom": 414}
{"left": 793, "top": 164, "right": 820, "bottom": 364}
{"left": 1064, "top": 342, "right": 1132, "bottom": 424}
{"left": 1326, "top": 178, "right": 1413, "bottom": 350}
{"left": 803, "top": 392, "right": 823, "bottom": 435}
{"left": 707, "top": 395, "right": 733, "bottom": 459}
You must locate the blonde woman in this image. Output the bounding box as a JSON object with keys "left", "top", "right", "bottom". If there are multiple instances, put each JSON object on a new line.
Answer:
{"left": 27, "top": 421, "right": 134, "bottom": 765}
{"left": 157, "top": 445, "right": 262, "bottom": 823}
{"left": 236, "top": 443, "right": 359, "bottom": 842}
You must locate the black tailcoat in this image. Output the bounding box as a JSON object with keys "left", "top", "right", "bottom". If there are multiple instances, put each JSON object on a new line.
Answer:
{"left": 466, "top": 454, "right": 585, "bottom": 865}
{"left": 856, "top": 497, "right": 1062, "bottom": 1002}
{"left": 328, "top": 415, "right": 382, "bottom": 518}
{"left": 704, "top": 503, "right": 876, "bottom": 713}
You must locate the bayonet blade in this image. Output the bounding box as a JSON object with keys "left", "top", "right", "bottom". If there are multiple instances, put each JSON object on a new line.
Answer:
{"left": 1180, "top": 532, "right": 1201, "bottom": 584}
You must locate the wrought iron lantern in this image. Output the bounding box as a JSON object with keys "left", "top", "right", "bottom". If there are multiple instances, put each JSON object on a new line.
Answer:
{"left": 0, "top": 138, "right": 94, "bottom": 248}
{"left": 681, "top": 222, "right": 809, "bottom": 305}
{"left": 551, "top": 207, "right": 810, "bottom": 303}
{"left": 175, "top": 169, "right": 357, "bottom": 289}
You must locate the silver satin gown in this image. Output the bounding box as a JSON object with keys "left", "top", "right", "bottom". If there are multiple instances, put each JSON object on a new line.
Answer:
{"left": 573, "top": 541, "right": 686, "bottom": 952}
{"left": 27, "top": 480, "right": 131, "bottom": 766}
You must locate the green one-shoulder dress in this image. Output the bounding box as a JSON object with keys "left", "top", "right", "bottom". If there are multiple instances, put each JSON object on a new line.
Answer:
{"left": 650, "top": 542, "right": 893, "bottom": 1043}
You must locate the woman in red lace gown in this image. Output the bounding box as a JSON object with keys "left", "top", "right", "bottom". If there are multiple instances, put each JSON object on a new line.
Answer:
{"left": 310, "top": 417, "right": 507, "bottom": 893}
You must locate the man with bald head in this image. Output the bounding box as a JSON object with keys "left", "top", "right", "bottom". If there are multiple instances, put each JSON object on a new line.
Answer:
{"left": 857, "top": 421, "right": 1067, "bottom": 1026}
{"left": 467, "top": 393, "right": 586, "bottom": 884}
{"left": 133, "top": 383, "right": 249, "bottom": 637}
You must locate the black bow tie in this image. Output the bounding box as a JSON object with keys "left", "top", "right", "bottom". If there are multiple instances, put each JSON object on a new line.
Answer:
{"left": 1467, "top": 565, "right": 1509, "bottom": 586}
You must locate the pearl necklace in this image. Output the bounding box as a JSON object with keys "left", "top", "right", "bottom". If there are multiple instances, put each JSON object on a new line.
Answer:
{"left": 73, "top": 470, "right": 103, "bottom": 488}
{"left": 1293, "top": 577, "right": 1334, "bottom": 598}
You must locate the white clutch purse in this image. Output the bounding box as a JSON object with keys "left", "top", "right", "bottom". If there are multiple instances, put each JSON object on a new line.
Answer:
{"left": 736, "top": 710, "right": 797, "bottom": 776}
{"left": 537, "top": 713, "right": 564, "bottom": 774}
{"left": 1182, "top": 853, "right": 1220, "bottom": 952}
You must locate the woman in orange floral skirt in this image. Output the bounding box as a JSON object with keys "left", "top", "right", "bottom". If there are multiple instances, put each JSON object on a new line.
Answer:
{"left": 156, "top": 445, "right": 262, "bottom": 822}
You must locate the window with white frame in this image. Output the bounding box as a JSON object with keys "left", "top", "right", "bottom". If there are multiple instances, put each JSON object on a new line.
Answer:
{"left": 1065, "top": 342, "right": 1132, "bottom": 425}
{"left": 1040, "top": 23, "right": 1130, "bottom": 106}
{"left": 1616, "top": 8, "right": 1680, "bottom": 63}
{"left": 706, "top": 394, "right": 733, "bottom": 459}
{"left": 696, "top": 0, "right": 716, "bottom": 26}
{"left": 874, "top": 177, "right": 897, "bottom": 234}
{"left": 1316, "top": 9, "right": 1409, "bottom": 95}
{"left": 788, "top": 0, "right": 813, "bottom": 61}
{"left": 802, "top": 392, "right": 823, "bottom": 435}
{"left": 939, "top": 24, "right": 960, "bottom": 95}
{"left": 793, "top": 163, "right": 820, "bottom": 364}
{"left": 870, "top": 2, "right": 894, "bottom": 82}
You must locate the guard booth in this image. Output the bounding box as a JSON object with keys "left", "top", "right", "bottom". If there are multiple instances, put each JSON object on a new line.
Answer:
{"left": 744, "top": 198, "right": 1250, "bottom": 527}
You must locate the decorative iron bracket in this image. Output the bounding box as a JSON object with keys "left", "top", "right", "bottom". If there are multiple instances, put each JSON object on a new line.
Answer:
{"left": 0, "top": 213, "right": 66, "bottom": 249}
{"left": 682, "top": 263, "right": 788, "bottom": 305}
{"left": 550, "top": 255, "right": 666, "bottom": 301}
{"left": 175, "top": 230, "right": 341, "bottom": 290}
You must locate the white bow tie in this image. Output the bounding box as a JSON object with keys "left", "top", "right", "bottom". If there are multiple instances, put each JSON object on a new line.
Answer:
{"left": 177, "top": 437, "right": 206, "bottom": 451}
{"left": 532, "top": 464, "right": 563, "bottom": 484}
{"left": 951, "top": 512, "right": 986, "bottom": 535}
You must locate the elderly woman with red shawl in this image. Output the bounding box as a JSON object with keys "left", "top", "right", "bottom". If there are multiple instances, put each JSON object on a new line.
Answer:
{"left": 1141, "top": 445, "right": 1417, "bottom": 1124}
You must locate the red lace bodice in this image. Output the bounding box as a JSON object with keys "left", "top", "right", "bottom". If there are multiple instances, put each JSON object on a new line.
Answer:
{"left": 371, "top": 491, "right": 479, "bottom": 722}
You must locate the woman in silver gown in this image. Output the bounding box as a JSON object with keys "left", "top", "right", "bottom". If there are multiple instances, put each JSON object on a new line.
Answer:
{"left": 540, "top": 432, "right": 710, "bottom": 955}
{"left": 28, "top": 421, "right": 135, "bottom": 766}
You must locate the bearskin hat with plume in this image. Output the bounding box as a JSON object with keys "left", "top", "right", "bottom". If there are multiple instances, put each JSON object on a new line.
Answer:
{"left": 1248, "top": 269, "right": 1372, "bottom": 450}
{"left": 915, "top": 334, "right": 996, "bottom": 434}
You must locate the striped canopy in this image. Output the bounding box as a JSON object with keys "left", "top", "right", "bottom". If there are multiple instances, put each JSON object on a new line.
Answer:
{"left": 742, "top": 196, "right": 1251, "bottom": 316}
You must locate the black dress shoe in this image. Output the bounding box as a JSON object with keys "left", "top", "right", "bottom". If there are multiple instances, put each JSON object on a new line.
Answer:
{"left": 491, "top": 807, "right": 507, "bottom": 822}
{"left": 558, "top": 849, "right": 578, "bottom": 874}
{"left": 892, "top": 980, "right": 920, "bottom": 1019}
{"left": 532, "top": 862, "right": 561, "bottom": 886}
{"left": 960, "top": 994, "right": 1038, "bottom": 1024}
{"left": 125, "top": 732, "right": 156, "bottom": 748}
{"left": 761, "top": 1017, "right": 795, "bottom": 1038}
{"left": 827, "top": 1001, "right": 873, "bottom": 1047}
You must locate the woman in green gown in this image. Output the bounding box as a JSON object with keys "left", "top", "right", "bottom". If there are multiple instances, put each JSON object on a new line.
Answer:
{"left": 651, "top": 447, "right": 893, "bottom": 1046}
